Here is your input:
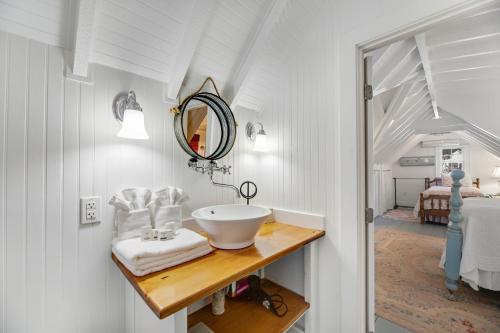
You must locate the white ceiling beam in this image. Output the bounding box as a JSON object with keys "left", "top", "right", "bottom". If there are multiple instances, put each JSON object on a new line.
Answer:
{"left": 223, "top": 0, "right": 289, "bottom": 109}
{"left": 431, "top": 54, "right": 500, "bottom": 75}
{"left": 428, "top": 35, "right": 500, "bottom": 62}
{"left": 373, "top": 51, "right": 422, "bottom": 95}
{"left": 413, "top": 115, "right": 466, "bottom": 134}
{"left": 375, "top": 103, "right": 431, "bottom": 151}
{"left": 375, "top": 111, "right": 432, "bottom": 158}
{"left": 415, "top": 33, "right": 439, "bottom": 119}
{"left": 433, "top": 66, "right": 500, "bottom": 84}
{"left": 374, "top": 82, "right": 412, "bottom": 141}
{"left": 374, "top": 89, "right": 430, "bottom": 146}
{"left": 407, "top": 81, "right": 427, "bottom": 97}
{"left": 373, "top": 39, "right": 417, "bottom": 89}
{"left": 376, "top": 135, "right": 425, "bottom": 165}
{"left": 165, "top": 0, "right": 216, "bottom": 101}
{"left": 459, "top": 131, "right": 500, "bottom": 158}
{"left": 387, "top": 104, "right": 432, "bottom": 139}
{"left": 426, "top": 12, "right": 500, "bottom": 48}
{"left": 72, "top": 0, "right": 98, "bottom": 78}
{"left": 374, "top": 70, "right": 426, "bottom": 96}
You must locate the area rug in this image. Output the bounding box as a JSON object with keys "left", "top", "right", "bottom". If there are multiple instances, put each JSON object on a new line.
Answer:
{"left": 382, "top": 208, "right": 418, "bottom": 223}
{"left": 376, "top": 229, "right": 500, "bottom": 333}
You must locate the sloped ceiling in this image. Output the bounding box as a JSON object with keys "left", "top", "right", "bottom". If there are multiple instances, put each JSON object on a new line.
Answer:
{"left": 0, "top": 0, "right": 324, "bottom": 112}
{"left": 372, "top": 1, "right": 500, "bottom": 164}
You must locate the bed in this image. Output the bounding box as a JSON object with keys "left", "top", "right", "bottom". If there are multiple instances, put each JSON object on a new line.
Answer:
{"left": 441, "top": 197, "right": 500, "bottom": 292}
{"left": 443, "top": 170, "right": 500, "bottom": 299}
{"left": 415, "top": 176, "right": 483, "bottom": 224}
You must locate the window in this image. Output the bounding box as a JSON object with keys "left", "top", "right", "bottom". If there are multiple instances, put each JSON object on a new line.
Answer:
{"left": 439, "top": 147, "right": 463, "bottom": 174}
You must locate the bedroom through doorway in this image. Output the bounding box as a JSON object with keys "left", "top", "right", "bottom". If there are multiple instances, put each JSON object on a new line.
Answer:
{"left": 364, "top": 2, "right": 500, "bottom": 332}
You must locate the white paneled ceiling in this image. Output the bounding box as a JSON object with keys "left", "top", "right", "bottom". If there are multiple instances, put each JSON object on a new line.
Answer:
{"left": 371, "top": 1, "right": 500, "bottom": 164}
{"left": 90, "top": 0, "right": 194, "bottom": 83}
{"left": 0, "top": 0, "right": 74, "bottom": 47}
{"left": 0, "top": 0, "right": 324, "bottom": 112}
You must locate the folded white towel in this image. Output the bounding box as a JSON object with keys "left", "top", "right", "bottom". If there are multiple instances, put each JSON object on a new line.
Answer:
{"left": 113, "top": 244, "right": 212, "bottom": 276}
{"left": 115, "top": 208, "right": 151, "bottom": 241}
{"left": 122, "top": 242, "right": 211, "bottom": 266}
{"left": 114, "top": 243, "right": 212, "bottom": 270}
{"left": 113, "top": 228, "right": 210, "bottom": 263}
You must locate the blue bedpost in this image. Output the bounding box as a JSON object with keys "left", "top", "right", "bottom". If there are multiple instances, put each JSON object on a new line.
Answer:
{"left": 444, "top": 169, "right": 464, "bottom": 301}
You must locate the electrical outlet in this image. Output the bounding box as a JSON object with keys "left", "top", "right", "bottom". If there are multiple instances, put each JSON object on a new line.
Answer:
{"left": 80, "top": 196, "right": 101, "bottom": 225}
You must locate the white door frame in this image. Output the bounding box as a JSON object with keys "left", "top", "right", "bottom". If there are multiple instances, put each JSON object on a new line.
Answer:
{"left": 344, "top": 1, "right": 496, "bottom": 332}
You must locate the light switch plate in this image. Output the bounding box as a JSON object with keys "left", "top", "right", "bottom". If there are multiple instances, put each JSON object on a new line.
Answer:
{"left": 80, "top": 196, "right": 101, "bottom": 225}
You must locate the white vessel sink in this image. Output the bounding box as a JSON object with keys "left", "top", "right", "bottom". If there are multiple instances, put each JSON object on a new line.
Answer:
{"left": 192, "top": 204, "right": 272, "bottom": 249}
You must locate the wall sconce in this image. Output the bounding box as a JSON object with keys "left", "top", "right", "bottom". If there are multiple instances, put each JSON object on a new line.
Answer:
{"left": 246, "top": 122, "right": 268, "bottom": 152}
{"left": 113, "top": 91, "right": 149, "bottom": 140}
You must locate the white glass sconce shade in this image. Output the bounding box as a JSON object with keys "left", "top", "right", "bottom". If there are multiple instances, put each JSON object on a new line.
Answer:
{"left": 253, "top": 132, "right": 268, "bottom": 152}
{"left": 113, "top": 91, "right": 149, "bottom": 140}
{"left": 492, "top": 166, "right": 500, "bottom": 179}
{"left": 117, "top": 109, "right": 149, "bottom": 140}
{"left": 246, "top": 122, "right": 268, "bottom": 152}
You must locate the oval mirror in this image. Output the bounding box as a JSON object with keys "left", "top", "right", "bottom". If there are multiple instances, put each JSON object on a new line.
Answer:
{"left": 174, "top": 92, "right": 236, "bottom": 160}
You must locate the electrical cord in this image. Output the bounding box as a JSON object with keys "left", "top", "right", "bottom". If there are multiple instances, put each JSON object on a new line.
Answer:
{"left": 247, "top": 275, "right": 289, "bottom": 318}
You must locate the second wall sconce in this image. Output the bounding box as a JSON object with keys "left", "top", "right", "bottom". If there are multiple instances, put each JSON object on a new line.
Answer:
{"left": 246, "top": 122, "right": 268, "bottom": 152}
{"left": 113, "top": 91, "right": 149, "bottom": 140}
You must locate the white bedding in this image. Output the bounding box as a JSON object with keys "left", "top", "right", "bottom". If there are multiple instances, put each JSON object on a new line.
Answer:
{"left": 440, "top": 197, "right": 500, "bottom": 291}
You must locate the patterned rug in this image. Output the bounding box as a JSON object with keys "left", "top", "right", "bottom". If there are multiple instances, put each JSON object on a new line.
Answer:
{"left": 376, "top": 229, "right": 500, "bottom": 333}
{"left": 382, "top": 208, "right": 418, "bottom": 223}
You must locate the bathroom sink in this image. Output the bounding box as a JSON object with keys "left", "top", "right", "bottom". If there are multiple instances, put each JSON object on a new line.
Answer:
{"left": 192, "top": 204, "right": 272, "bottom": 249}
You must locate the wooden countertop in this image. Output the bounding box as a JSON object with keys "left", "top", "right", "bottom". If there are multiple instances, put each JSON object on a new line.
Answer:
{"left": 112, "top": 221, "right": 325, "bottom": 319}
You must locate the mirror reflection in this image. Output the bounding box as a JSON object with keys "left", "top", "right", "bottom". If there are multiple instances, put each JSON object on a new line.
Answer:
{"left": 182, "top": 100, "right": 222, "bottom": 158}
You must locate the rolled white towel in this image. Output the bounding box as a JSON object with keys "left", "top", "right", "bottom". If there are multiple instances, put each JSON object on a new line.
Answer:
{"left": 113, "top": 228, "right": 210, "bottom": 263}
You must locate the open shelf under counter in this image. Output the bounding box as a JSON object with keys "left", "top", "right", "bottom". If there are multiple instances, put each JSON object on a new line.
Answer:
{"left": 188, "top": 279, "right": 308, "bottom": 333}
{"left": 112, "top": 221, "right": 325, "bottom": 320}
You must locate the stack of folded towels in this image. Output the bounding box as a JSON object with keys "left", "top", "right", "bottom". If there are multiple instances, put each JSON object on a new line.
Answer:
{"left": 112, "top": 228, "right": 213, "bottom": 276}
{"left": 109, "top": 187, "right": 213, "bottom": 276}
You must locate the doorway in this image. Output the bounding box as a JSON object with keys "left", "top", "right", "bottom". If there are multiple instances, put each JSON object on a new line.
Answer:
{"left": 360, "top": 1, "right": 500, "bottom": 332}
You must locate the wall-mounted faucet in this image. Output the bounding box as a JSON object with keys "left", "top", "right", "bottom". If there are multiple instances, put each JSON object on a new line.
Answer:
{"left": 188, "top": 159, "right": 241, "bottom": 198}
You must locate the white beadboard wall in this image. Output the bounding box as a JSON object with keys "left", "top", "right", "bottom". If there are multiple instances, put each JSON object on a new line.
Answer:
{"left": 0, "top": 31, "right": 239, "bottom": 333}
{"left": 233, "top": 14, "right": 339, "bottom": 332}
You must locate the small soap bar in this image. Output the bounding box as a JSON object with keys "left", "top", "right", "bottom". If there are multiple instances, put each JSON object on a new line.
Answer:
{"left": 141, "top": 226, "right": 153, "bottom": 241}
{"left": 159, "top": 229, "right": 175, "bottom": 241}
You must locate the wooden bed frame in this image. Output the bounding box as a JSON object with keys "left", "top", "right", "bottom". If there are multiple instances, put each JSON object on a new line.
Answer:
{"left": 419, "top": 177, "right": 480, "bottom": 224}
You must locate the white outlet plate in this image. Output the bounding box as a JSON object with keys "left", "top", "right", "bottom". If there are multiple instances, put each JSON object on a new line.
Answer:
{"left": 80, "top": 196, "right": 101, "bottom": 225}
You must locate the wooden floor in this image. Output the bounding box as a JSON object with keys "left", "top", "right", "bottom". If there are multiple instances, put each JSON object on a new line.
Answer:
{"left": 375, "top": 210, "right": 446, "bottom": 238}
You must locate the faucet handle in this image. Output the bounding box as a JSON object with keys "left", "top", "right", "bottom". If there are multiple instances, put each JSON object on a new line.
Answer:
{"left": 221, "top": 165, "right": 231, "bottom": 175}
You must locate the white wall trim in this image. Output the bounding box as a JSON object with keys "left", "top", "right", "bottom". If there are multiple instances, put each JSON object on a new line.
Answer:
{"left": 271, "top": 208, "right": 325, "bottom": 230}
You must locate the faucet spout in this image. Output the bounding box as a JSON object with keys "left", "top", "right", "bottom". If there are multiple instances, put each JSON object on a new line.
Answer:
{"left": 209, "top": 174, "right": 241, "bottom": 198}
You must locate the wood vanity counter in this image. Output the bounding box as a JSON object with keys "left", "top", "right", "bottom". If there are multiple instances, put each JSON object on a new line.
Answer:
{"left": 112, "top": 221, "right": 325, "bottom": 320}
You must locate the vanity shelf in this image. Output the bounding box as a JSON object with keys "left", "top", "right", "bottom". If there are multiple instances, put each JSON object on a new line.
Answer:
{"left": 112, "top": 221, "right": 325, "bottom": 320}
{"left": 188, "top": 279, "right": 308, "bottom": 333}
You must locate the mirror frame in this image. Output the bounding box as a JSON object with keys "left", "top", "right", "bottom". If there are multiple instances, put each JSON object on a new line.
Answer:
{"left": 174, "top": 92, "right": 237, "bottom": 161}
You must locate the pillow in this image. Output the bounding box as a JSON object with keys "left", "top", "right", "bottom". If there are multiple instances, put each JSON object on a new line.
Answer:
{"left": 461, "top": 173, "right": 473, "bottom": 187}
{"left": 441, "top": 172, "right": 474, "bottom": 187}
{"left": 441, "top": 173, "right": 452, "bottom": 187}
